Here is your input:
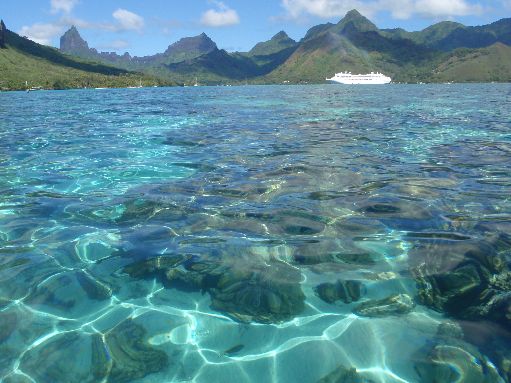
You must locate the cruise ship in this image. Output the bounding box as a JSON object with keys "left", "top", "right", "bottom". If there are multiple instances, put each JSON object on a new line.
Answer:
{"left": 326, "top": 72, "right": 392, "bottom": 85}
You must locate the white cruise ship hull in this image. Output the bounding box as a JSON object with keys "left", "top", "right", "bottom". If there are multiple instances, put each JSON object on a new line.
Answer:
{"left": 326, "top": 72, "right": 392, "bottom": 85}
{"left": 327, "top": 78, "right": 391, "bottom": 85}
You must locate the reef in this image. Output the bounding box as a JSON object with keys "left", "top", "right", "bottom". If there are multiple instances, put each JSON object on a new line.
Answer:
{"left": 315, "top": 280, "right": 363, "bottom": 304}
{"left": 414, "top": 323, "right": 504, "bottom": 383}
{"left": 124, "top": 255, "right": 306, "bottom": 324}
{"left": 354, "top": 294, "right": 415, "bottom": 317}
{"left": 104, "top": 320, "right": 169, "bottom": 383}
{"left": 0, "top": 312, "right": 17, "bottom": 343}
{"left": 409, "top": 237, "right": 511, "bottom": 381}
{"left": 409, "top": 239, "right": 510, "bottom": 329}
{"left": 316, "top": 364, "right": 374, "bottom": 383}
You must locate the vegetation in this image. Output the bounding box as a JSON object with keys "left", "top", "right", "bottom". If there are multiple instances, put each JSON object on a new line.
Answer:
{"left": 54, "top": 11, "right": 511, "bottom": 85}
{"left": 0, "top": 29, "right": 172, "bottom": 91}
{"left": 2, "top": 10, "right": 511, "bottom": 90}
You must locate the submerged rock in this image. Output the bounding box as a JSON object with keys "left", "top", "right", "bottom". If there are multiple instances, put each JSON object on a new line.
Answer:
{"left": 0, "top": 312, "right": 17, "bottom": 343}
{"left": 294, "top": 251, "right": 375, "bottom": 266}
{"left": 223, "top": 344, "right": 244, "bottom": 356}
{"left": 115, "top": 198, "right": 187, "bottom": 224}
{"left": 354, "top": 294, "right": 415, "bottom": 317}
{"left": 315, "top": 280, "right": 363, "bottom": 304}
{"left": 410, "top": 239, "right": 511, "bottom": 328}
{"left": 76, "top": 272, "right": 112, "bottom": 301}
{"left": 316, "top": 364, "right": 374, "bottom": 383}
{"left": 122, "top": 254, "right": 189, "bottom": 279}
{"left": 124, "top": 254, "right": 306, "bottom": 324}
{"left": 414, "top": 342, "right": 504, "bottom": 383}
{"left": 105, "top": 320, "right": 168, "bottom": 383}
{"left": 208, "top": 258, "right": 306, "bottom": 323}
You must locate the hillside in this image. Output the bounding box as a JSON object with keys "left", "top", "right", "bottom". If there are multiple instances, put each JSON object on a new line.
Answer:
{"left": 432, "top": 43, "right": 511, "bottom": 82}
{"left": 3, "top": 10, "right": 511, "bottom": 88}
{"left": 264, "top": 11, "right": 511, "bottom": 83}
{"left": 0, "top": 22, "right": 168, "bottom": 90}
{"left": 54, "top": 11, "right": 511, "bottom": 84}
{"left": 265, "top": 10, "right": 438, "bottom": 83}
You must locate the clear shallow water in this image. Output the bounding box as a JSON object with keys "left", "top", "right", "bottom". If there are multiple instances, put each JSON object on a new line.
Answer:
{"left": 0, "top": 84, "right": 510, "bottom": 383}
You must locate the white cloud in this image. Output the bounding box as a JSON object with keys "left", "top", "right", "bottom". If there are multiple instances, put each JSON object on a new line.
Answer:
{"left": 282, "top": 0, "right": 375, "bottom": 18}
{"left": 51, "top": 0, "right": 78, "bottom": 14}
{"left": 282, "top": 0, "right": 484, "bottom": 20}
{"left": 201, "top": 1, "right": 240, "bottom": 27}
{"left": 19, "top": 23, "right": 63, "bottom": 45}
{"left": 112, "top": 8, "right": 145, "bottom": 31}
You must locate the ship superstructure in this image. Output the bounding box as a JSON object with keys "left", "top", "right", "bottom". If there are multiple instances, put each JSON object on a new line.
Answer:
{"left": 326, "top": 72, "right": 391, "bottom": 84}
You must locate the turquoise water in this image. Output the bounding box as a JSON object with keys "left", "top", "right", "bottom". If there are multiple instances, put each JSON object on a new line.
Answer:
{"left": 0, "top": 84, "right": 510, "bottom": 383}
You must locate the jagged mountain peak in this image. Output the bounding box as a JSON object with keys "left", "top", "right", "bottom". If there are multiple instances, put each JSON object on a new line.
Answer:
{"left": 248, "top": 30, "right": 297, "bottom": 57}
{"left": 164, "top": 33, "right": 217, "bottom": 57}
{"left": 344, "top": 9, "right": 363, "bottom": 19}
{"left": 60, "top": 25, "right": 90, "bottom": 54}
{"left": 272, "top": 31, "right": 291, "bottom": 40}
{"left": 0, "top": 19, "right": 6, "bottom": 48}
{"left": 335, "top": 9, "right": 378, "bottom": 33}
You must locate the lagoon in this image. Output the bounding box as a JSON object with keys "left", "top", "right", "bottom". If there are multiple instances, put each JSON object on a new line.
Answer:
{"left": 0, "top": 84, "right": 510, "bottom": 382}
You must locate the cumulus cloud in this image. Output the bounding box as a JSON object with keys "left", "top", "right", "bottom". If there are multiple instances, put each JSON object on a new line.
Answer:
{"left": 112, "top": 8, "right": 145, "bottom": 31}
{"left": 51, "top": 0, "right": 78, "bottom": 14}
{"left": 282, "top": 0, "right": 483, "bottom": 20}
{"left": 201, "top": 1, "right": 240, "bottom": 27}
{"left": 19, "top": 23, "right": 64, "bottom": 45}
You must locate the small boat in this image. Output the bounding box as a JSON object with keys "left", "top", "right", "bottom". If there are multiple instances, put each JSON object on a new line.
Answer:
{"left": 194, "top": 77, "right": 199, "bottom": 87}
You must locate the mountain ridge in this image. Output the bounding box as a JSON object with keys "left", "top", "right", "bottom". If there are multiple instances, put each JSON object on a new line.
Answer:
{"left": 55, "top": 9, "right": 511, "bottom": 84}
{"left": 2, "top": 10, "right": 511, "bottom": 89}
{"left": 0, "top": 21, "right": 170, "bottom": 90}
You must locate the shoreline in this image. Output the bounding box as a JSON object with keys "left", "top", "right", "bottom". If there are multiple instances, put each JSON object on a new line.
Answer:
{"left": 1, "top": 81, "right": 510, "bottom": 92}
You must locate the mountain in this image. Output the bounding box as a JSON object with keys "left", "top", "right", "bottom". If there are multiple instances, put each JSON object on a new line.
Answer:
{"left": 163, "top": 33, "right": 217, "bottom": 63}
{"left": 248, "top": 31, "right": 297, "bottom": 57}
{"left": 60, "top": 26, "right": 90, "bottom": 56}
{"left": 0, "top": 22, "right": 167, "bottom": 90}
{"left": 59, "top": 26, "right": 298, "bottom": 84}
{"left": 383, "top": 18, "right": 511, "bottom": 51}
{"left": 0, "top": 19, "right": 6, "bottom": 48}
{"left": 432, "top": 43, "right": 511, "bottom": 82}
{"left": 5, "top": 10, "right": 511, "bottom": 88}
{"left": 264, "top": 10, "right": 511, "bottom": 83}
{"left": 265, "top": 10, "right": 436, "bottom": 83}
{"left": 60, "top": 27, "right": 218, "bottom": 69}
{"left": 167, "top": 49, "right": 259, "bottom": 82}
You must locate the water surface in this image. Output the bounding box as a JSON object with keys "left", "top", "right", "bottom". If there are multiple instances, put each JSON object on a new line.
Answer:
{"left": 0, "top": 84, "right": 510, "bottom": 382}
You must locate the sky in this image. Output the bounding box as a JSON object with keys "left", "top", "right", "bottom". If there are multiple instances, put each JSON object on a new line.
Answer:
{"left": 2, "top": 0, "right": 510, "bottom": 56}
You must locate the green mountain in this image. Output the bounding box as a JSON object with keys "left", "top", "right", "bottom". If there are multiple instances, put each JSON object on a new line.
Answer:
{"left": 0, "top": 19, "right": 7, "bottom": 48}
{"left": 58, "top": 26, "right": 297, "bottom": 83}
{"left": 60, "top": 27, "right": 218, "bottom": 70}
{"left": 3, "top": 10, "right": 511, "bottom": 88}
{"left": 431, "top": 43, "right": 511, "bottom": 82}
{"left": 383, "top": 18, "right": 511, "bottom": 51}
{"left": 264, "top": 11, "right": 511, "bottom": 83}
{"left": 165, "top": 49, "right": 259, "bottom": 84}
{"left": 163, "top": 33, "right": 217, "bottom": 63}
{"left": 265, "top": 10, "right": 437, "bottom": 83}
{"left": 248, "top": 31, "right": 297, "bottom": 57}
{"left": 0, "top": 21, "right": 167, "bottom": 90}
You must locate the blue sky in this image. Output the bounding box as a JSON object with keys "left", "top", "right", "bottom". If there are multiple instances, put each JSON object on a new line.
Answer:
{"left": 2, "top": 0, "right": 509, "bottom": 55}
